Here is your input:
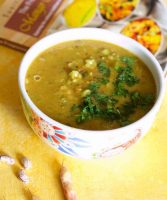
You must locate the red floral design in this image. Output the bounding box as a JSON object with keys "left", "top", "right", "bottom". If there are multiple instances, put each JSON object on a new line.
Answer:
{"left": 31, "top": 111, "right": 67, "bottom": 145}
{"left": 112, "top": 128, "right": 142, "bottom": 150}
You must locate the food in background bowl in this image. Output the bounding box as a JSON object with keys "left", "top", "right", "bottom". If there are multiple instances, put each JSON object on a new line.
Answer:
{"left": 19, "top": 28, "right": 165, "bottom": 159}
{"left": 63, "top": 0, "right": 97, "bottom": 27}
{"left": 26, "top": 40, "right": 156, "bottom": 130}
{"left": 98, "top": 0, "right": 139, "bottom": 22}
{"left": 121, "top": 18, "right": 162, "bottom": 55}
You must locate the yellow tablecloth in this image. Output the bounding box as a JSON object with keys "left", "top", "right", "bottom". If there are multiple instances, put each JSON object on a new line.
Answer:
{"left": 0, "top": 3, "right": 167, "bottom": 200}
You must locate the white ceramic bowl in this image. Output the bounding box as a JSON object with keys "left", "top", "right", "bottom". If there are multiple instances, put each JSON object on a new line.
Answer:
{"left": 18, "top": 28, "right": 165, "bottom": 159}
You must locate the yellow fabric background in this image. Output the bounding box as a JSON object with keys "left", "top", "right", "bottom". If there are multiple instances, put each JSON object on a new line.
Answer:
{"left": 0, "top": 1, "right": 167, "bottom": 199}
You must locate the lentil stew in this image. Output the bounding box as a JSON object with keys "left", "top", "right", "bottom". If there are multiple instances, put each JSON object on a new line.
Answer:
{"left": 25, "top": 40, "right": 156, "bottom": 130}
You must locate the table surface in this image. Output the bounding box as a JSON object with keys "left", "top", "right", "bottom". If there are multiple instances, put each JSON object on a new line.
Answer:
{"left": 0, "top": 1, "right": 167, "bottom": 199}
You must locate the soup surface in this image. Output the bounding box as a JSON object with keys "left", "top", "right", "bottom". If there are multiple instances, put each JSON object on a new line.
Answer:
{"left": 25, "top": 40, "right": 156, "bottom": 130}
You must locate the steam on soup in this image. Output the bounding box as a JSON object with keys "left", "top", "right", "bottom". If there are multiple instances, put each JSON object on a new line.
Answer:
{"left": 25, "top": 40, "right": 156, "bottom": 130}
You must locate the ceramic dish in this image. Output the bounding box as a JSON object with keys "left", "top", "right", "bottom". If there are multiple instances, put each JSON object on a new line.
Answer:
{"left": 121, "top": 17, "right": 165, "bottom": 56}
{"left": 18, "top": 28, "right": 165, "bottom": 159}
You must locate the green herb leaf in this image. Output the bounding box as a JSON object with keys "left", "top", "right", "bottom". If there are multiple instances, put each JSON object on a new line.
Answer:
{"left": 88, "top": 82, "right": 101, "bottom": 93}
{"left": 114, "top": 81, "right": 129, "bottom": 97}
{"left": 71, "top": 56, "right": 154, "bottom": 127}
{"left": 99, "top": 78, "right": 109, "bottom": 85}
{"left": 76, "top": 95, "right": 99, "bottom": 123}
{"left": 97, "top": 61, "right": 111, "bottom": 77}
{"left": 114, "top": 56, "right": 139, "bottom": 96}
{"left": 130, "top": 92, "right": 154, "bottom": 108}
{"left": 120, "top": 56, "right": 135, "bottom": 68}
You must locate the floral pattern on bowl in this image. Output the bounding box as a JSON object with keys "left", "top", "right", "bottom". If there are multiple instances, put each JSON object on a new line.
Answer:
{"left": 21, "top": 94, "right": 144, "bottom": 159}
{"left": 21, "top": 96, "right": 93, "bottom": 157}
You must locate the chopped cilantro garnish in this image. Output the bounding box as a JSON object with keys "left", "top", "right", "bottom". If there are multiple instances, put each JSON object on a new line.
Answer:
{"left": 71, "top": 56, "right": 154, "bottom": 127}
{"left": 88, "top": 82, "right": 100, "bottom": 92}
{"left": 120, "top": 56, "right": 135, "bottom": 68}
{"left": 99, "top": 78, "right": 109, "bottom": 85}
{"left": 76, "top": 95, "right": 99, "bottom": 123}
{"left": 114, "top": 81, "right": 129, "bottom": 97}
{"left": 130, "top": 92, "right": 154, "bottom": 108}
{"left": 97, "top": 61, "right": 111, "bottom": 77}
{"left": 114, "top": 56, "right": 139, "bottom": 96}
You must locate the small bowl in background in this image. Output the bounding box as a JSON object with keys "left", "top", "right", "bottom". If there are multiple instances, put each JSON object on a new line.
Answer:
{"left": 97, "top": 0, "right": 140, "bottom": 24}
{"left": 120, "top": 17, "right": 165, "bottom": 56}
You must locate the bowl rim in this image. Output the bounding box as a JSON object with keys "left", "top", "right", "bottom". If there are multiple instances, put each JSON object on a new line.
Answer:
{"left": 18, "top": 27, "right": 165, "bottom": 134}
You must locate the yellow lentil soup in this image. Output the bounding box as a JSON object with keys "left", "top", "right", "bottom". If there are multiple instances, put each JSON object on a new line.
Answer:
{"left": 25, "top": 40, "right": 156, "bottom": 130}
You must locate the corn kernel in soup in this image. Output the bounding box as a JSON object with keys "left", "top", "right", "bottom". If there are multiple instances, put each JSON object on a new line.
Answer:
{"left": 25, "top": 40, "right": 156, "bottom": 130}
